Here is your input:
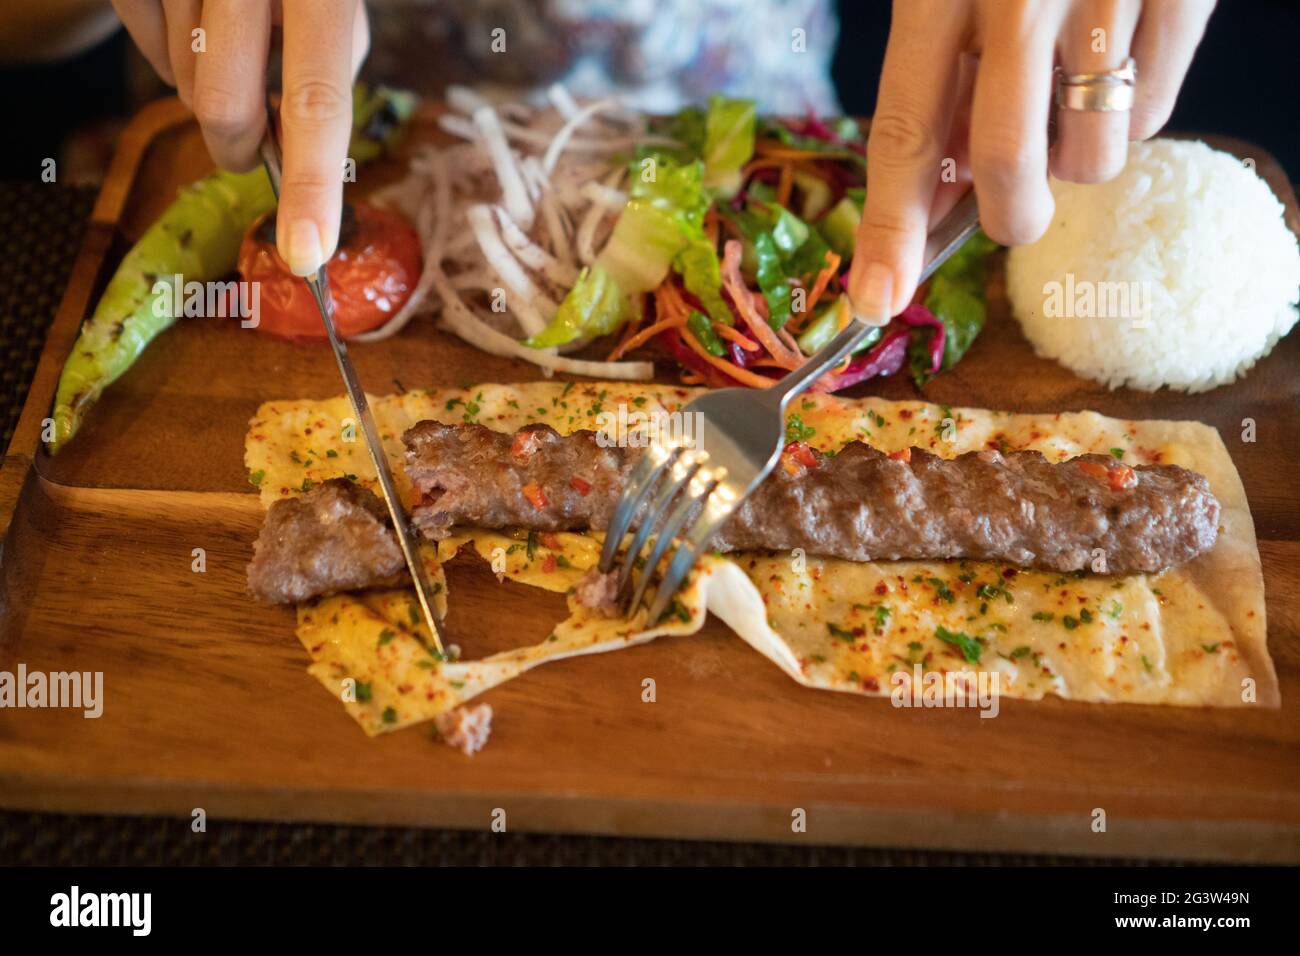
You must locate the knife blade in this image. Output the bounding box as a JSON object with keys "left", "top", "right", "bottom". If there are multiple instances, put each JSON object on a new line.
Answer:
{"left": 257, "top": 105, "right": 448, "bottom": 657}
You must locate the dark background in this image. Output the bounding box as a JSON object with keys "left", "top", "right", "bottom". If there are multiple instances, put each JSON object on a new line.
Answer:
{"left": 830, "top": 0, "right": 1300, "bottom": 175}
{"left": 3, "top": 0, "right": 1299, "bottom": 182}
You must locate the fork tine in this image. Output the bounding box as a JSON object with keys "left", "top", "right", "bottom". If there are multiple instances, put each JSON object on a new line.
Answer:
{"left": 597, "top": 443, "right": 681, "bottom": 574}
{"left": 626, "top": 469, "right": 718, "bottom": 615}
{"left": 644, "top": 492, "right": 732, "bottom": 624}
{"left": 615, "top": 452, "right": 703, "bottom": 596}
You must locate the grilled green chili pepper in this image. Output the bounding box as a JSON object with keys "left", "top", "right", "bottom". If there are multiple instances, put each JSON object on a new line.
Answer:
{"left": 48, "top": 168, "right": 275, "bottom": 453}
{"left": 47, "top": 84, "right": 418, "bottom": 454}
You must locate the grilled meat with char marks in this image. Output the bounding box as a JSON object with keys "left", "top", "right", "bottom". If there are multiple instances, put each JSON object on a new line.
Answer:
{"left": 403, "top": 421, "right": 1219, "bottom": 575}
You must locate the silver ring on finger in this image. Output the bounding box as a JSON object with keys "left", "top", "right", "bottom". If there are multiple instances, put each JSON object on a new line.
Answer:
{"left": 1054, "top": 56, "right": 1137, "bottom": 112}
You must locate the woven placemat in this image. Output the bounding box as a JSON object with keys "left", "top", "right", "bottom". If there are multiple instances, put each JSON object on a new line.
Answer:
{"left": 0, "top": 182, "right": 96, "bottom": 452}
{"left": 0, "top": 182, "right": 1207, "bottom": 866}
{"left": 1, "top": 809, "right": 1169, "bottom": 867}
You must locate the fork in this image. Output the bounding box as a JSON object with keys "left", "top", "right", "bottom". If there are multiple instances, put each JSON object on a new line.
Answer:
{"left": 598, "top": 189, "right": 983, "bottom": 623}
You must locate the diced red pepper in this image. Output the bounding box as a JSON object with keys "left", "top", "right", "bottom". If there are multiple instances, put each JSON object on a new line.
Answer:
{"left": 1079, "top": 459, "right": 1137, "bottom": 491}
{"left": 511, "top": 430, "right": 541, "bottom": 461}
{"left": 1107, "top": 464, "right": 1137, "bottom": 491}
{"left": 522, "top": 482, "right": 548, "bottom": 509}
{"left": 783, "top": 441, "right": 819, "bottom": 469}
{"left": 541, "top": 532, "right": 561, "bottom": 550}
{"left": 541, "top": 553, "right": 557, "bottom": 573}
{"left": 570, "top": 476, "right": 592, "bottom": 496}
{"left": 888, "top": 448, "right": 912, "bottom": 463}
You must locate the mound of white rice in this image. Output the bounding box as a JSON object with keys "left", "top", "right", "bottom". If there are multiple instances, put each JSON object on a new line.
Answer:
{"left": 1006, "top": 139, "right": 1300, "bottom": 392}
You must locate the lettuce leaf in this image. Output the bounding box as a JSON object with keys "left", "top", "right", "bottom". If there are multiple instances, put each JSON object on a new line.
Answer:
{"left": 673, "top": 237, "right": 731, "bottom": 327}
{"left": 700, "top": 96, "right": 757, "bottom": 195}
{"left": 525, "top": 265, "right": 626, "bottom": 349}
{"left": 529, "top": 155, "right": 722, "bottom": 347}
{"left": 911, "top": 231, "right": 998, "bottom": 379}
{"left": 721, "top": 202, "right": 832, "bottom": 329}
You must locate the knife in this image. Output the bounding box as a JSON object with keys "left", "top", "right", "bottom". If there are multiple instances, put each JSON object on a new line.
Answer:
{"left": 257, "top": 104, "right": 448, "bottom": 657}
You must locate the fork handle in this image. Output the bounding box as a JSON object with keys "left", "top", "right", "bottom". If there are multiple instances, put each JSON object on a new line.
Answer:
{"left": 765, "top": 189, "right": 982, "bottom": 410}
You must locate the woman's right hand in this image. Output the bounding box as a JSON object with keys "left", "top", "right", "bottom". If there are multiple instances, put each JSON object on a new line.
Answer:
{"left": 111, "top": 0, "right": 369, "bottom": 276}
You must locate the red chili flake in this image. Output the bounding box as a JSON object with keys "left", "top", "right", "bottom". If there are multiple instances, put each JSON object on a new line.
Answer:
{"left": 541, "top": 553, "right": 557, "bottom": 573}
{"left": 522, "top": 482, "right": 548, "bottom": 509}
{"left": 862, "top": 677, "right": 880, "bottom": 692}
{"left": 541, "top": 532, "right": 561, "bottom": 550}
{"left": 888, "top": 448, "right": 912, "bottom": 463}
{"left": 570, "top": 476, "right": 592, "bottom": 496}
{"left": 899, "top": 409, "right": 914, "bottom": 420}
{"left": 512, "top": 430, "right": 542, "bottom": 461}
{"left": 874, "top": 582, "right": 888, "bottom": 595}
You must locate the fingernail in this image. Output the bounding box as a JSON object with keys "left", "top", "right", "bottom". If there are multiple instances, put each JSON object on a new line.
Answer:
{"left": 283, "top": 219, "right": 325, "bottom": 277}
{"left": 849, "top": 261, "right": 894, "bottom": 326}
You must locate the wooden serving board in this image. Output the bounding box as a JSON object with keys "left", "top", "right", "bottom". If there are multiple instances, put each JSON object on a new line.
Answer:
{"left": 1, "top": 98, "right": 1298, "bottom": 861}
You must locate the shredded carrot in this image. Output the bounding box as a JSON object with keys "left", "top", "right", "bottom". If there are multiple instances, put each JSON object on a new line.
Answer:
{"left": 777, "top": 325, "right": 801, "bottom": 355}
{"left": 741, "top": 157, "right": 794, "bottom": 176}
{"left": 720, "top": 242, "right": 803, "bottom": 370}
{"left": 608, "top": 285, "right": 690, "bottom": 360}
{"left": 713, "top": 323, "right": 760, "bottom": 351}
{"left": 609, "top": 311, "right": 647, "bottom": 358}
{"left": 657, "top": 282, "right": 692, "bottom": 319}
{"left": 754, "top": 140, "right": 853, "bottom": 162}
{"left": 776, "top": 163, "right": 794, "bottom": 207}
{"left": 805, "top": 251, "right": 841, "bottom": 314}
{"left": 679, "top": 327, "right": 777, "bottom": 388}
{"left": 791, "top": 159, "right": 835, "bottom": 183}
{"left": 680, "top": 370, "right": 706, "bottom": 386}
{"left": 784, "top": 307, "right": 812, "bottom": 335}
{"left": 609, "top": 312, "right": 686, "bottom": 360}
{"left": 703, "top": 207, "right": 720, "bottom": 246}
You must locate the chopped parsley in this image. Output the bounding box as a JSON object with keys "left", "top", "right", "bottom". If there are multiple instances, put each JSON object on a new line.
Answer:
{"left": 354, "top": 681, "right": 372, "bottom": 703}
{"left": 377, "top": 628, "right": 396, "bottom": 646}
{"left": 935, "top": 626, "right": 982, "bottom": 664}
{"left": 976, "top": 581, "right": 1015, "bottom": 604}
{"left": 248, "top": 469, "right": 265, "bottom": 487}
{"left": 926, "top": 578, "right": 956, "bottom": 603}
{"left": 828, "top": 623, "right": 857, "bottom": 642}
{"left": 1032, "top": 611, "right": 1054, "bottom": 622}
{"left": 1110, "top": 447, "right": 1125, "bottom": 460}
{"left": 785, "top": 414, "right": 816, "bottom": 443}
{"left": 382, "top": 707, "right": 397, "bottom": 724}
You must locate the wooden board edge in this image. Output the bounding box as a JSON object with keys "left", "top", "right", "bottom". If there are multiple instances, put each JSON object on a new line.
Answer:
{"left": 2, "top": 779, "right": 1296, "bottom": 863}
{"left": 2, "top": 99, "right": 196, "bottom": 474}
{"left": 90, "top": 97, "right": 195, "bottom": 228}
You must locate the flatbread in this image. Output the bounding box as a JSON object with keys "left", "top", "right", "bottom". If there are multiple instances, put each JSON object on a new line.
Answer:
{"left": 246, "top": 381, "right": 1277, "bottom": 734}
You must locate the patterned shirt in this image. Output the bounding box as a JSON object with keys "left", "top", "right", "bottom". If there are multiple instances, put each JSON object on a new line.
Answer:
{"left": 367, "top": 0, "right": 840, "bottom": 114}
